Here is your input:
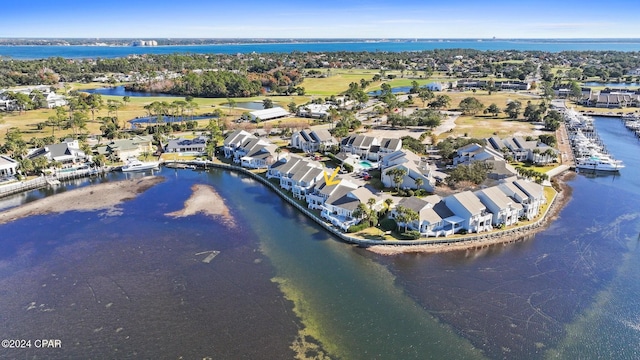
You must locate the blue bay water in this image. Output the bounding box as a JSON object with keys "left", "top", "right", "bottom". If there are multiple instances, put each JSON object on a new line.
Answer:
{"left": 2, "top": 40, "right": 640, "bottom": 59}
{"left": 0, "top": 118, "right": 639, "bottom": 359}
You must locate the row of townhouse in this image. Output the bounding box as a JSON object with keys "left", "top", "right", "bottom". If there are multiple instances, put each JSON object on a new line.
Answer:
{"left": 380, "top": 150, "right": 445, "bottom": 192}
{"left": 290, "top": 129, "right": 338, "bottom": 153}
{"left": 267, "top": 155, "right": 325, "bottom": 199}
{"left": 485, "top": 137, "right": 557, "bottom": 165}
{"left": 456, "top": 79, "right": 530, "bottom": 91}
{"left": 0, "top": 86, "right": 67, "bottom": 110}
{"left": 392, "top": 177, "right": 545, "bottom": 237}
{"left": 266, "top": 153, "right": 385, "bottom": 231}
{"left": 340, "top": 134, "right": 402, "bottom": 162}
{"left": 227, "top": 131, "right": 547, "bottom": 237}
{"left": 582, "top": 90, "right": 640, "bottom": 108}
{"left": 222, "top": 129, "right": 278, "bottom": 169}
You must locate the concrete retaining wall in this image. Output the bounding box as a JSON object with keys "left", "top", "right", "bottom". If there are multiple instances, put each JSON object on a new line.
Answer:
{"left": 208, "top": 162, "right": 559, "bottom": 248}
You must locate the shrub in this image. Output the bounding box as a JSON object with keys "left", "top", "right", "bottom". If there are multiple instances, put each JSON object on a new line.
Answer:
{"left": 379, "top": 218, "right": 397, "bottom": 231}
{"left": 414, "top": 189, "right": 428, "bottom": 197}
{"left": 400, "top": 230, "right": 421, "bottom": 240}
{"left": 347, "top": 222, "right": 369, "bottom": 233}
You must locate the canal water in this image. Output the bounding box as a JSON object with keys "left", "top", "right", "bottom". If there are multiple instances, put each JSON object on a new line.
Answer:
{"left": 0, "top": 117, "right": 638, "bottom": 359}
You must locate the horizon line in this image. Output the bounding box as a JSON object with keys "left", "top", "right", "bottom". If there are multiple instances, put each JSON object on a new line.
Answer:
{"left": 2, "top": 37, "right": 640, "bottom": 40}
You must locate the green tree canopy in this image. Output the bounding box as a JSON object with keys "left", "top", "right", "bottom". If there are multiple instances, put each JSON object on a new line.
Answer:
{"left": 458, "top": 97, "right": 485, "bottom": 115}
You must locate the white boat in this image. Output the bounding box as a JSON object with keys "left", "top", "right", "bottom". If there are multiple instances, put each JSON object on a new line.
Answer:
{"left": 576, "top": 156, "right": 625, "bottom": 172}
{"left": 121, "top": 159, "right": 160, "bottom": 172}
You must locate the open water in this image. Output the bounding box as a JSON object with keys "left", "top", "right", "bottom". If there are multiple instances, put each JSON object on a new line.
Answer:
{"left": 1, "top": 40, "right": 640, "bottom": 59}
{"left": 0, "top": 117, "right": 639, "bottom": 359}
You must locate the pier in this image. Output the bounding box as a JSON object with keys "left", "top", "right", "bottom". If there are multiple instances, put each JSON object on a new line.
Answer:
{"left": 0, "top": 167, "right": 110, "bottom": 199}
{"left": 564, "top": 109, "right": 624, "bottom": 172}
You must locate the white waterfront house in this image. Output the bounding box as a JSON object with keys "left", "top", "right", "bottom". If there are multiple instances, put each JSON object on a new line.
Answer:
{"left": 475, "top": 186, "right": 523, "bottom": 226}
{"left": 0, "top": 155, "right": 19, "bottom": 178}
{"left": 444, "top": 191, "right": 493, "bottom": 233}
{"left": 290, "top": 129, "right": 337, "bottom": 153}
{"left": 27, "top": 138, "right": 89, "bottom": 165}
{"left": 392, "top": 196, "right": 462, "bottom": 237}
{"left": 165, "top": 136, "right": 208, "bottom": 154}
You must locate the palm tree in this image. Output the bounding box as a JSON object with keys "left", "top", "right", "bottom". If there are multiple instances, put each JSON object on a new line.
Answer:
{"left": 352, "top": 203, "right": 369, "bottom": 222}
{"left": 405, "top": 207, "right": 419, "bottom": 232}
{"left": 386, "top": 168, "right": 408, "bottom": 192}
{"left": 367, "top": 197, "right": 377, "bottom": 211}
{"left": 414, "top": 177, "right": 424, "bottom": 190}
{"left": 394, "top": 206, "right": 418, "bottom": 232}
{"left": 384, "top": 198, "right": 394, "bottom": 214}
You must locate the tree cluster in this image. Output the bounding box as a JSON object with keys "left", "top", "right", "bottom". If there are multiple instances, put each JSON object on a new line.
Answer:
{"left": 446, "top": 162, "right": 491, "bottom": 186}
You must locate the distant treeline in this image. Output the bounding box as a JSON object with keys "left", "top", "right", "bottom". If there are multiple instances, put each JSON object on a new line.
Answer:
{"left": 127, "top": 70, "right": 264, "bottom": 98}
{"left": 2, "top": 50, "right": 640, "bottom": 95}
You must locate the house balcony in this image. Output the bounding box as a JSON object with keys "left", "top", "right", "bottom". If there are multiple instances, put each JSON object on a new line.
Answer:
{"left": 321, "top": 208, "right": 359, "bottom": 232}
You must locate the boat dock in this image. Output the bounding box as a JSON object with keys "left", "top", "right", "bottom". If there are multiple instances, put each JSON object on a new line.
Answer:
{"left": 622, "top": 115, "right": 640, "bottom": 139}
{"left": 556, "top": 122, "right": 575, "bottom": 169}
{"left": 564, "top": 109, "right": 624, "bottom": 172}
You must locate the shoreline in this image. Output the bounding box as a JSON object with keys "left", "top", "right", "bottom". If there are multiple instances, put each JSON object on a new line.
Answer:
{"left": 0, "top": 176, "right": 164, "bottom": 224}
{"left": 366, "top": 171, "right": 574, "bottom": 255}
{"left": 0, "top": 164, "right": 574, "bottom": 255}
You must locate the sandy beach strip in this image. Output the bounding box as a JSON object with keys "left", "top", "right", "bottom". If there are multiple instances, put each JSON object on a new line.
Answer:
{"left": 165, "top": 184, "right": 235, "bottom": 227}
{"left": 367, "top": 172, "right": 574, "bottom": 255}
{"left": 0, "top": 176, "right": 165, "bottom": 225}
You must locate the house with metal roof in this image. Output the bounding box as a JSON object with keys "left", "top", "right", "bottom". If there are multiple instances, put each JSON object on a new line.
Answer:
{"left": 475, "top": 186, "right": 523, "bottom": 226}
{"left": 290, "top": 129, "right": 337, "bottom": 153}
{"left": 223, "top": 129, "right": 255, "bottom": 158}
{"left": 27, "top": 139, "right": 89, "bottom": 165}
{"left": 268, "top": 155, "right": 326, "bottom": 199}
{"left": 444, "top": 191, "right": 493, "bottom": 233}
{"left": 392, "top": 196, "right": 462, "bottom": 237}
{"left": 249, "top": 107, "right": 289, "bottom": 122}
{"left": 165, "top": 135, "right": 208, "bottom": 154}
{"left": 486, "top": 136, "right": 557, "bottom": 164}
{"left": 340, "top": 134, "right": 380, "bottom": 160}
{"left": 320, "top": 184, "right": 379, "bottom": 231}
{"left": 453, "top": 143, "right": 503, "bottom": 165}
{"left": 236, "top": 138, "right": 277, "bottom": 169}
{"left": 95, "top": 135, "right": 154, "bottom": 161}
{"left": 381, "top": 149, "right": 440, "bottom": 192}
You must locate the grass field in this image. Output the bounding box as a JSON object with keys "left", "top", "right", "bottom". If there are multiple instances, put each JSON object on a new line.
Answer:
{"left": 0, "top": 76, "right": 561, "bottom": 142}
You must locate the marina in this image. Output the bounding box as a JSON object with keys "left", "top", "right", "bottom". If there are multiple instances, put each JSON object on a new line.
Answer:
{"left": 623, "top": 113, "right": 640, "bottom": 139}
{"left": 564, "top": 109, "right": 625, "bottom": 173}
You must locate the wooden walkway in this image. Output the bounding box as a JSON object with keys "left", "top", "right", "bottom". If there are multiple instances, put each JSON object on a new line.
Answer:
{"left": 556, "top": 122, "right": 575, "bottom": 169}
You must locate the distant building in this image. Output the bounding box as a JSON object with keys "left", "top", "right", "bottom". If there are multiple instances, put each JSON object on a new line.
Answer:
{"left": 130, "top": 40, "right": 158, "bottom": 46}
{"left": 165, "top": 136, "right": 208, "bottom": 154}
{"left": 28, "top": 138, "right": 89, "bottom": 165}
{"left": 297, "top": 104, "right": 336, "bottom": 118}
{"left": 425, "top": 82, "right": 445, "bottom": 91}
{"left": 290, "top": 129, "right": 337, "bottom": 153}
{"left": 249, "top": 107, "right": 289, "bottom": 122}
{"left": 95, "top": 135, "right": 154, "bottom": 161}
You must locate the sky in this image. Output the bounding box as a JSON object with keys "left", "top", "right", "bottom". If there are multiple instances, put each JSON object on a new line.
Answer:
{"left": 2, "top": 0, "right": 639, "bottom": 39}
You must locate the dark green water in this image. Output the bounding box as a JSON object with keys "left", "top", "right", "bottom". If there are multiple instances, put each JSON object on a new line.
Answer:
{"left": 0, "top": 118, "right": 639, "bottom": 359}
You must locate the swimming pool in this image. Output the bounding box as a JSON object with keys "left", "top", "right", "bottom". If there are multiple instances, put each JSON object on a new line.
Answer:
{"left": 359, "top": 161, "right": 373, "bottom": 169}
